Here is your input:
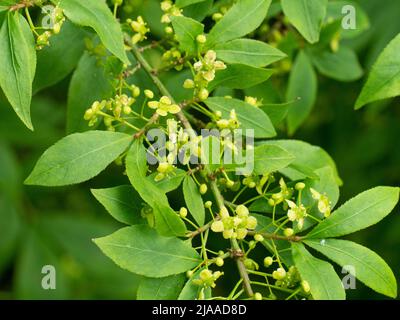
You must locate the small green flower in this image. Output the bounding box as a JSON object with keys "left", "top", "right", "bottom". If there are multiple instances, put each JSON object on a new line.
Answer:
{"left": 148, "top": 96, "right": 181, "bottom": 116}
{"left": 310, "top": 188, "right": 331, "bottom": 217}
{"left": 129, "top": 16, "right": 149, "bottom": 44}
{"left": 286, "top": 200, "right": 307, "bottom": 230}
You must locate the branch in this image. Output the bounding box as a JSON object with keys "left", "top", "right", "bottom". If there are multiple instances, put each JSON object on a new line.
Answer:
{"left": 9, "top": 1, "right": 33, "bottom": 11}
{"left": 130, "top": 42, "right": 255, "bottom": 298}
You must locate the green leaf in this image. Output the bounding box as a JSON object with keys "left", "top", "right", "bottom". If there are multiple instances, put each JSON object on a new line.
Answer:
{"left": 259, "top": 102, "right": 292, "bottom": 127}
{"left": 182, "top": 0, "right": 212, "bottom": 22}
{"left": 253, "top": 144, "right": 295, "bottom": 175}
{"left": 281, "top": 0, "right": 328, "bottom": 44}
{"left": 292, "top": 242, "right": 345, "bottom": 300}
{"left": 286, "top": 51, "right": 317, "bottom": 135}
{"left": 355, "top": 33, "right": 400, "bottom": 109}
{"left": 307, "top": 186, "right": 399, "bottom": 239}
{"left": 209, "top": 64, "right": 273, "bottom": 90}
{"left": 126, "top": 139, "right": 187, "bottom": 237}
{"left": 183, "top": 176, "right": 205, "bottom": 226}
{"left": 176, "top": 0, "right": 206, "bottom": 8}
{"left": 94, "top": 225, "right": 201, "bottom": 278}
{"left": 37, "top": 214, "right": 140, "bottom": 298}
{"left": 206, "top": 0, "right": 271, "bottom": 47}
{"left": 33, "top": 21, "right": 86, "bottom": 93}
{"left": 205, "top": 97, "right": 276, "bottom": 138}
{"left": 215, "top": 39, "right": 286, "bottom": 67}
{"left": 304, "top": 239, "right": 397, "bottom": 298}
{"left": 309, "top": 47, "right": 363, "bottom": 82}
{"left": 67, "top": 51, "right": 113, "bottom": 133}
{"left": 147, "top": 169, "right": 186, "bottom": 193}
{"left": 137, "top": 274, "right": 186, "bottom": 300}
{"left": 25, "top": 131, "right": 131, "bottom": 186}
{"left": 171, "top": 15, "right": 204, "bottom": 56}
{"left": 326, "top": 1, "right": 370, "bottom": 39}
{"left": 91, "top": 185, "right": 145, "bottom": 225}
{"left": 0, "top": 12, "right": 36, "bottom": 130}
{"left": 178, "top": 268, "right": 212, "bottom": 300}
{"left": 56, "top": 0, "right": 129, "bottom": 64}
{"left": 260, "top": 140, "right": 342, "bottom": 185}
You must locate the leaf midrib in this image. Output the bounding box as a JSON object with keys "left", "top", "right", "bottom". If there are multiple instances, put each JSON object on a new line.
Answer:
{"left": 102, "top": 242, "right": 200, "bottom": 262}
{"left": 208, "top": 0, "right": 268, "bottom": 44}
{"left": 308, "top": 241, "right": 394, "bottom": 291}
{"left": 30, "top": 135, "right": 129, "bottom": 180}
{"left": 308, "top": 193, "right": 393, "bottom": 238}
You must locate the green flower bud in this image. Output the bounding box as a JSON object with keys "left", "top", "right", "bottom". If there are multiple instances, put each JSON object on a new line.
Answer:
{"left": 295, "top": 182, "right": 306, "bottom": 191}
{"left": 236, "top": 204, "right": 249, "bottom": 217}
{"left": 183, "top": 79, "right": 195, "bottom": 89}
{"left": 254, "top": 292, "right": 262, "bottom": 300}
{"left": 131, "top": 85, "right": 140, "bottom": 97}
{"left": 212, "top": 13, "right": 223, "bottom": 21}
{"left": 196, "top": 34, "right": 207, "bottom": 44}
{"left": 123, "top": 106, "right": 132, "bottom": 115}
{"left": 144, "top": 89, "right": 154, "bottom": 99}
{"left": 211, "top": 220, "right": 224, "bottom": 233}
{"left": 268, "top": 198, "right": 275, "bottom": 206}
{"left": 215, "top": 257, "right": 224, "bottom": 267}
{"left": 199, "top": 184, "right": 208, "bottom": 195}
{"left": 84, "top": 108, "right": 94, "bottom": 120}
{"left": 198, "top": 88, "right": 209, "bottom": 101}
{"left": 186, "top": 270, "right": 194, "bottom": 278}
{"left": 264, "top": 256, "right": 273, "bottom": 267}
{"left": 301, "top": 280, "right": 311, "bottom": 293}
{"left": 204, "top": 201, "right": 212, "bottom": 209}
{"left": 254, "top": 234, "right": 264, "bottom": 242}
{"left": 53, "top": 23, "right": 61, "bottom": 35}
{"left": 226, "top": 180, "right": 235, "bottom": 188}
{"left": 179, "top": 207, "right": 188, "bottom": 218}
{"left": 164, "top": 26, "right": 173, "bottom": 34}
{"left": 284, "top": 228, "right": 294, "bottom": 237}
{"left": 248, "top": 240, "right": 256, "bottom": 249}
{"left": 272, "top": 267, "right": 286, "bottom": 280}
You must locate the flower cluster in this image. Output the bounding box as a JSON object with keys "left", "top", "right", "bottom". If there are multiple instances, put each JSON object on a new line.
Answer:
{"left": 243, "top": 173, "right": 272, "bottom": 194}
{"left": 148, "top": 96, "right": 181, "bottom": 116}
{"left": 192, "top": 269, "right": 224, "bottom": 289}
{"left": 269, "top": 178, "right": 294, "bottom": 206}
{"left": 211, "top": 205, "right": 257, "bottom": 240}
{"left": 184, "top": 50, "right": 226, "bottom": 100}
{"left": 162, "top": 48, "right": 184, "bottom": 71}
{"left": 160, "top": 0, "right": 182, "bottom": 23}
{"left": 273, "top": 266, "right": 301, "bottom": 289}
{"left": 84, "top": 86, "right": 143, "bottom": 129}
{"left": 36, "top": 7, "right": 65, "bottom": 50}
{"left": 127, "top": 16, "right": 149, "bottom": 44}
{"left": 215, "top": 109, "right": 240, "bottom": 130}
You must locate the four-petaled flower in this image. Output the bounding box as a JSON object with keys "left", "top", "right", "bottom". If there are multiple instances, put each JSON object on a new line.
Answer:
{"left": 286, "top": 200, "right": 307, "bottom": 230}
{"left": 148, "top": 96, "right": 181, "bottom": 116}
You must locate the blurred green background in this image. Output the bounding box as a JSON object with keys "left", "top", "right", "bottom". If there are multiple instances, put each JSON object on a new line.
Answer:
{"left": 0, "top": 0, "right": 399, "bottom": 299}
